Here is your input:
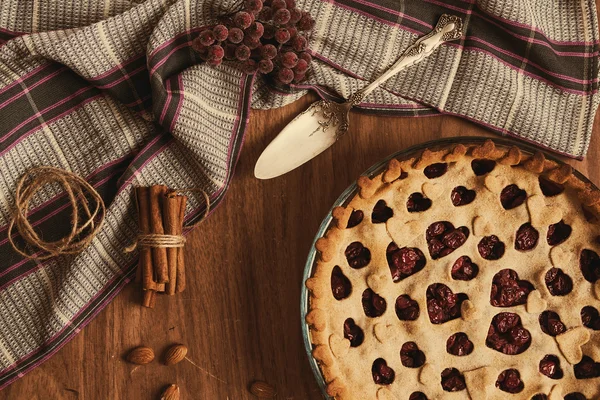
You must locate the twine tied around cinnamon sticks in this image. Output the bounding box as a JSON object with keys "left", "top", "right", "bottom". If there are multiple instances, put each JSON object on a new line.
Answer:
{"left": 8, "top": 166, "right": 105, "bottom": 260}
{"left": 132, "top": 186, "right": 210, "bottom": 308}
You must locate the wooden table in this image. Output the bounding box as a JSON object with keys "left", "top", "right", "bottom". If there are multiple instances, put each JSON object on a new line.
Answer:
{"left": 2, "top": 93, "right": 600, "bottom": 399}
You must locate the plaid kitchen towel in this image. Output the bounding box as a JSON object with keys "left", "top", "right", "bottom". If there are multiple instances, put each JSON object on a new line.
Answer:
{"left": 0, "top": 0, "right": 599, "bottom": 389}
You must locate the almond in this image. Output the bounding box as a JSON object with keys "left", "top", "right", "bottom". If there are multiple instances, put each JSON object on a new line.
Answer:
{"left": 249, "top": 381, "right": 276, "bottom": 398}
{"left": 164, "top": 344, "right": 188, "bottom": 366}
{"left": 125, "top": 346, "right": 154, "bottom": 365}
{"left": 160, "top": 384, "right": 180, "bottom": 400}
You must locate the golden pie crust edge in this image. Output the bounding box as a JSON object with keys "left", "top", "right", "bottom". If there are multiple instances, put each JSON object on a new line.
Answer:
{"left": 304, "top": 139, "right": 600, "bottom": 399}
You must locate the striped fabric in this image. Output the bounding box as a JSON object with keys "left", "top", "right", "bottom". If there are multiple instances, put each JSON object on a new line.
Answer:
{"left": 0, "top": 0, "right": 598, "bottom": 389}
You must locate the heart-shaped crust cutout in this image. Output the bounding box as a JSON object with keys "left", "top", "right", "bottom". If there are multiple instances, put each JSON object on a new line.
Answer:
{"left": 329, "top": 334, "right": 350, "bottom": 358}
{"left": 451, "top": 186, "right": 476, "bottom": 206}
{"left": 581, "top": 305, "right": 600, "bottom": 330}
{"left": 400, "top": 342, "right": 426, "bottom": 368}
{"left": 526, "top": 290, "right": 548, "bottom": 313}
{"left": 539, "top": 310, "right": 567, "bottom": 336}
{"left": 372, "top": 358, "right": 395, "bottom": 385}
{"left": 548, "top": 384, "right": 563, "bottom": 400}
{"left": 362, "top": 288, "right": 387, "bottom": 318}
{"left": 426, "top": 221, "right": 470, "bottom": 260}
{"left": 490, "top": 269, "right": 534, "bottom": 307}
{"left": 418, "top": 364, "right": 435, "bottom": 385}
{"left": 472, "top": 216, "right": 493, "bottom": 237}
{"left": 486, "top": 312, "right": 531, "bottom": 355}
{"left": 343, "top": 318, "right": 364, "bottom": 347}
{"left": 484, "top": 175, "right": 508, "bottom": 193}
{"left": 395, "top": 295, "right": 420, "bottom": 321}
{"left": 426, "top": 283, "right": 467, "bottom": 324}
{"left": 406, "top": 193, "right": 432, "bottom": 213}
{"left": 550, "top": 246, "right": 574, "bottom": 268}
{"left": 528, "top": 195, "right": 564, "bottom": 225}
{"left": 373, "top": 323, "right": 392, "bottom": 343}
{"left": 386, "top": 243, "right": 426, "bottom": 282}
{"left": 367, "top": 271, "right": 389, "bottom": 294}
{"left": 421, "top": 181, "right": 444, "bottom": 199}
{"left": 331, "top": 266, "right": 352, "bottom": 300}
{"left": 539, "top": 354, "right": 564, "bottom": 379}
{"left": 556, "top": 326, "right": 591, "bottom": 364}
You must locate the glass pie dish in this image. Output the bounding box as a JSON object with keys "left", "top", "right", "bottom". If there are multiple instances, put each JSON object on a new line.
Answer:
{"left": 300, "top": 136, "right": 599, "bottom": 399}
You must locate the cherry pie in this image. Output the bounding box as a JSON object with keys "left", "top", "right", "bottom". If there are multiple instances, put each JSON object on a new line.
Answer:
{"left": 305, "top": 140, "right": 600, "bottom": 399}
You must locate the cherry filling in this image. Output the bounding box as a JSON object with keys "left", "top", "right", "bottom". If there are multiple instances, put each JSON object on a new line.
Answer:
{"left": 514, "top": 223, "right": 539, "bottom": 251}
{"left": 440, "top": 368, "right": 466, "bottom": 392}
{"left": 346, "top": 209, "right": 364, "bottom": 228}
{"left": 539, "top": 176, "right": 565, "bottom": 197}
{"left": 580, "top": 249, "right": 600, "bottom": 282}
{"left": 495, "top": 369, "right": 524, "bottom": 393}
{"left": 490, "top": 269, "right": 534, "bottom": 307}
{"left": 451, "top": 186, "right": 476, "bottom": 206}
{"left": 400, "top": 341, "right": 426, "bottom": 368}
{"left": 531, "top": 395, "right": 548, "bottom": 400}
{"left": 471, "top": 159, "right": 496, "bottom": 176}
{"left": 424, "top": 163, "right": 448, "bottom": 179}
{"left": 574, "top": 356, "right": 600, "bottom": 379}
{"left": 582, "top": 205, "right": 598, "bottom": 223}
{"left": 500, "top": 184, "right": 527, "bottom": 210}
{"left": 546, "top": 220, "right": 572, "bottom": 246}
{"left": 386, "top": 243, "right": 426, "bottom": 282}
{"left": 343, "top": 318, "right": 364, "bottom": 347}
{"left": 425, "top": 221, "right": 469, "bottom": 260}
{"left": 409, "top": 392, "right": 428, "bottom": 400}
{"left": 372, "top": 200, "right": 393, "bottom": 223}
{"left": 330, "top": 266, "right": 352, "bottom": 300}
{"left": 539, "top": 310, "right": 567, "bottom": 336}
{"left": 372, "top": 358, "right": 395, "bottom": 385}
{"left": 451, "top": 256, "right": 479, "bottom": 281}
{"left": 395, "top": 294, "right": 420, "bottom": 321}
{"left": 345, "top": 242, "right": 371, "bottom": 269}
{"left": 406, "top": 193, "right": 432, "bottom": 212}
{"left": 477, "top": 235, "right": 505, "bottom": 260}
{"left": 486, "top": 312, "right": 531, "bottom": 355}
{"left": 544, "top": 268, "right": 573, "bottom": 296}
{"left": 426, "top": 283, "right": 467, "bottom": 324}
{"left": 362, "top": 288, "right": 387, "bottom": 318}
{"left": 446, "top": 332, "right": 473, "bottom": 356}
{"left": 539, "top": 354, "right": 563, "bottom": 379}
{"left": 581, "top": 306, "right": 600, "bottom": 330}
{"left": 564, "top": 394, "right": 587, "bottom": 400}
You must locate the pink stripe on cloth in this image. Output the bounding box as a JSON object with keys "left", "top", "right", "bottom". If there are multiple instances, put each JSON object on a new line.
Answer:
{"left": 448, "top": 42, "right": 598, "bottom": 95}
{"left": 93, "top": 65, "right": 146, "bottom": 89}
{"left": 147, "top": 26, "right": 206, "bottom": 61}
{"left": 0, "top": 63, "right": 53, "bottom": 96}
{"left": 170, "top": 75, "right": 184, "bottom": 132}
{"left": 0, "top": 66, "right": 68, "bottom": 109}
{"left": 159, "top": 78, "right": 172, "bottom": 125}
{"left": 1, "top": 86, "right": 94, "bottom": 141}
{"left": 88, "top": 54, "right": 144, "bottom": 81}
{"left": 466, "top": 36, "right": 599, "bottom": 84}
{"left": 0, "top": 94, "right": 102, "bottom": 158}
{"left": 347, "top": 0, "right": 433, "bottom": 29}
{"left": 149, "top": 41, "right": 192, "bottom": 76}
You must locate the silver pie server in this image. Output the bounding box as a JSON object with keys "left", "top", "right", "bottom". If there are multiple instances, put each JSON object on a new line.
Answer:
{"left": 254, "top": 14, "right": 464, "bottom": 180}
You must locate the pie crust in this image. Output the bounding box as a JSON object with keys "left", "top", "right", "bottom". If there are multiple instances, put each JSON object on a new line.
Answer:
{"left": 305, "top": 140, "right": 600, "bottom": 399}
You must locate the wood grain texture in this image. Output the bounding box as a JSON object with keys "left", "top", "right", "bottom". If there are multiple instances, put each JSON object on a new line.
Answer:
{"left": 2, "top": 92, "right": 600, "bottom": 398}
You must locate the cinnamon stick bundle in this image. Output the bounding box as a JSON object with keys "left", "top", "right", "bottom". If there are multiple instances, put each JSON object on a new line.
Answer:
{"left": 134, "top": 185, "right": 189, "bottom": 307}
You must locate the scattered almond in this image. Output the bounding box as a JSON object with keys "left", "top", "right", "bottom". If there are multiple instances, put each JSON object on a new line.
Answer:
{"left": 126, "top": 346, "right": 154, "bottom": 365}
{"left": 249, "top": 380, "right": 276, "bottom": 398}
{"left": 160, "top": 384, "right": 180, "bottom": 400}
{"left": 164, "top": 344, "right": 188, "bottom": 366}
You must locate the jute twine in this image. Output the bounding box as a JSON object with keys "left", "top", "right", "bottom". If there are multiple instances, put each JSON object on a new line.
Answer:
{"left": 125, "top": 188, "right": 210, "bottom": 252}
{"left": 8, "top": 166, "right": 105, "bottom": 260}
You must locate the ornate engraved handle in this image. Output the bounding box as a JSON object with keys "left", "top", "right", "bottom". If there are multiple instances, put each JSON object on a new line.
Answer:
{"left": 349, "top": 14, "right": 464, "bottom": 106}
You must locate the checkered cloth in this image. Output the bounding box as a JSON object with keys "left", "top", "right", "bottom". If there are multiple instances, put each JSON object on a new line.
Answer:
{"left": 0, "top": 0, "right": 598, "bottom": 389}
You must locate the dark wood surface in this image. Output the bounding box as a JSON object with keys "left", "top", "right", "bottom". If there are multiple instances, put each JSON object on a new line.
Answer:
{"left": 2, "top": 92, "right": 600, "bottom": 399}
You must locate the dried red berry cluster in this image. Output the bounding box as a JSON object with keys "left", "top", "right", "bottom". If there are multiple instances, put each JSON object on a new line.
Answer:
{"left": 192, "top": 0, "right": 315, "bottom": 84}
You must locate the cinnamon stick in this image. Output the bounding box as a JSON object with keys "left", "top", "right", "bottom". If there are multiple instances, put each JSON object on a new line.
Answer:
{"left": 143, "top": 289, "right": 155, "bottom": 308}
{"left": 149, "top": 185, "right": 169, "bottom": 283}
{"left": 135, "top": 187, "right": 154, "bottom": 291}
{"left": 175, "top": 195, "right": 188, "bottom": 293}
{"left": 164, "top": 193, "right": 184, "bottom": 295}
